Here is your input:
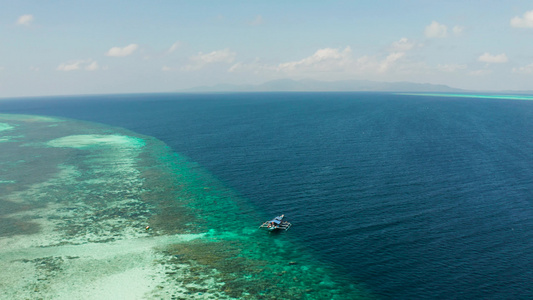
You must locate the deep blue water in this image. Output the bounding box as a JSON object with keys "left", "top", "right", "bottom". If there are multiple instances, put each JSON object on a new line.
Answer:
{"left": 1, "top": 92, "right": 533, "bottom": 299}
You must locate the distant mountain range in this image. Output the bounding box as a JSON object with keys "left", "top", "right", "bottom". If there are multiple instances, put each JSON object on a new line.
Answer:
{"left": 181, "top": 79, "right": 466, "bottom": 93}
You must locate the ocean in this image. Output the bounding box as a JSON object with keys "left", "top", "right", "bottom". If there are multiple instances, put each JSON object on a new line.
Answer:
{"left": 1, "top": 92, "right": 532, "bottom": 299}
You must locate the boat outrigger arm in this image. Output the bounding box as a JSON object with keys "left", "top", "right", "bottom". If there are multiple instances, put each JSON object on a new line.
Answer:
{"left": 259, "top": 214, "right": 292, "bottom": 231}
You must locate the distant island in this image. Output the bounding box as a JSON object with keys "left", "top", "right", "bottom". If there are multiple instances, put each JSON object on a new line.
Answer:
{"left": 181, "top": 79, "right": 466, "bottom": 93}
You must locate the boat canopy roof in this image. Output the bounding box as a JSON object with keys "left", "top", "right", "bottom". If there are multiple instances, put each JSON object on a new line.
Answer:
{"left": 269, "top": 219, "right": 282, "bottom": 224}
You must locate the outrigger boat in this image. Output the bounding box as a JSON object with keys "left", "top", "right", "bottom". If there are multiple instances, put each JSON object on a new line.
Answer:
{"left": 259, "top": 214, "right": 292, "bottom": 231}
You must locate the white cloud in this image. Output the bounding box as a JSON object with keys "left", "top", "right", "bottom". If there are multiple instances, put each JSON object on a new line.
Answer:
{"left": 230, "top": 40, "right": 417, "bottom": 78}
{"left": 478, "top": 53, "right": 508, "bottom": 63}
{"left": 391, "top": 38, "right": 415, "bottom": 52}
{"left": 510, "top": 10, "right": 533, "bottom": 28}
{"left": 452, "top": 26, "right": 464, "bottom": 35}
{"left": 228, "top": 62, "right": 244, "bottom": 73}
{"left": 105, "top": 44, "right": 138, "bottom": 57}
{"left": 233, "top": 43, "right": 413, "bottom": 77}
{"left": 167, "top": 42, "right": 181, "bottom": 54}
{"left": 469, "top": 69, "right": 492, "bottom": 76}
{"left": 57, "top": 61, "right": 83, "bottom": 71}
{"left": 425, "top": 21, "right": 448, "bottom": 38}
{"left": 16, "top": 14, "right": 34, "bottom": 26}
{"left": 249, "top": 15, "right": 264, "bottom": 26}
{"left": 228, "top": 60, "right": 275, "bottom": 74}
{"left": 85, "top": 61, "right": 99, "bottom": 71}
{"left": 57, "top": 59, "right": 101, "bottom": 71}
{"left": 162, "top": 65, "right": 172, "bottom": 71}
{"left": 274, "top": 45, "right": 411, "bottom": 76}
{"left": 277, "top": 47, "right": 353, "bottom": 72}
{"left": 183, "top": 49, "right": 236, "bottom": 71}
{"left": 378, "top": 52, "right": 405, "bottom": 73}
{"left": 437, "top": 64, "right": 467, "bottom": 72}
{"left": 513, "top": 63, "right": 533, "bottom": 74}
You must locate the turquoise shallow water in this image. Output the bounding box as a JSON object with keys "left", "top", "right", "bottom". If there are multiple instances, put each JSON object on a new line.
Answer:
{"left": 399, "top": 92, "right": 533, "bottom": 101}
{"left": 0, "top": 113, "right": 372, "bottom": 299}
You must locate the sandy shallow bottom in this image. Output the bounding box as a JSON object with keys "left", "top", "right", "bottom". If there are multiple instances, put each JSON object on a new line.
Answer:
{"left": 0, "top": 233, "right": 224, "bottom": 300}
{"left": 0, "top": 115, "right": 229, "bottom": 299}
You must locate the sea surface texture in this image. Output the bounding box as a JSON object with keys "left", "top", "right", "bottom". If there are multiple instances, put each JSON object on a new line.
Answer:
{"left": 0, "top": 92, "right": 532, "bottom": 299}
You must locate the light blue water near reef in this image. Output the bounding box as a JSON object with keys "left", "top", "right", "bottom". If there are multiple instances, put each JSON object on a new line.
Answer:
{"left": 1, "top": 92, "right": 533, "bottom": 299}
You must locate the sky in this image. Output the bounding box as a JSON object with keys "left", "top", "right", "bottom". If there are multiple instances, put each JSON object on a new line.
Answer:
{"left": 2, "top": 1, "right": 533, "bottom": 97}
